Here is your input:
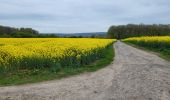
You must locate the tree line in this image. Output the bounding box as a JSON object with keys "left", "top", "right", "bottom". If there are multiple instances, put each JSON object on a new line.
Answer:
{"left": 107, "top": 24, "right": 170, "bottom": 39}
{"left": 0, "top": 25, "right": 105, "bottom": 38}
{"left": 0, "top": 25, "right": 58, "bottom": 38}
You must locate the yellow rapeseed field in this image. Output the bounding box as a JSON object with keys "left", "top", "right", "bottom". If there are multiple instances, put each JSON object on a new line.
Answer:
{"left": 0, "top": 38, "right": 115, "bottom": 69}
{"left": 123, "top": 36, "right": 170, "bottom": 47}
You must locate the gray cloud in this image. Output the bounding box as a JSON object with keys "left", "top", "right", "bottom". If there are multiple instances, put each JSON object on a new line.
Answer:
{"left": 0, "top": 0, "right": 170, "bottom": 33}
{"left": 0, "top": 13, "right": 55, "bottom": 20}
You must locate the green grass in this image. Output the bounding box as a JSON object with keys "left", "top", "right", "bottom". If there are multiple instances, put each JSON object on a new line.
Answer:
{"left": 124, "top": 42, "right": 170, "bottom": 61}
{"left": 0, "top": 45, "right": 114, "bottom": 86}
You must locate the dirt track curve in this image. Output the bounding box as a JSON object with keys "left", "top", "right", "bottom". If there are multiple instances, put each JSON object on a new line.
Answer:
{"left": 0, "top": 41, "right": 170, "bottom": 100}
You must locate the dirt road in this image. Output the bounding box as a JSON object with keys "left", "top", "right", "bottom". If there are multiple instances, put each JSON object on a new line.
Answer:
{"left": 0, "top": 41, "right": 170, "bottom": 100}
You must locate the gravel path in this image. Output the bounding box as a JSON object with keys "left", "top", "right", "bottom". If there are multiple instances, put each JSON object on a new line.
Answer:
{"left": 0, "top": 41, "right": 170, "bottom": 100}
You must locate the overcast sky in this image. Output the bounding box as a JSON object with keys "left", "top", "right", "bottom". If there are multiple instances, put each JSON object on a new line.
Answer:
{"left": 0, "top": 0, "right": 170, "bottom": 33}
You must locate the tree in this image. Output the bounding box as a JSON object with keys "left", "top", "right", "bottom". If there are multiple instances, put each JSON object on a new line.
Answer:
{"left": 107, "top": 24, "right": 170, "bottom": 39}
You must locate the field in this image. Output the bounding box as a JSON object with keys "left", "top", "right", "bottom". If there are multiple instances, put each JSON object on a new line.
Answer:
{"left": 0, "top": 38, "right": 115, "bottom": 85}
{"left": 123, "top": 36, "right": 170, "bottom": 60}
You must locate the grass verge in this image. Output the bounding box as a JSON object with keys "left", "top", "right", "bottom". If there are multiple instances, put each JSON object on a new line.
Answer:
{"left": 0, "top": 45, "right": 114, "bottom": 86}
{"left": 124, "top": 42, "right": 170, "bottom": 61}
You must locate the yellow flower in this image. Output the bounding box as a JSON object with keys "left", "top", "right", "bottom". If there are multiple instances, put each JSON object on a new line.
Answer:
{"left": 0, "top": 38, "right": 116, "bottom": 68}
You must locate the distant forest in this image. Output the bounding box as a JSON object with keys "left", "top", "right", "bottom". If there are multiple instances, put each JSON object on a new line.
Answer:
{"left": 0, "top": 25, "right": 57, "bottom": 38}
{"left": 2, "top": 24, "right": 170, "bottom": 39}
{"left": 0, "top": 25, "right": 105, "bottom": 38}
{"left": 107, "top": 24, "right": 170, "bottom": 39}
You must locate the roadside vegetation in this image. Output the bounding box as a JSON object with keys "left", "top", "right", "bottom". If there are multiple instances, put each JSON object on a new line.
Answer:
{"left": 123, "top": 36, "right": 170, "bottom": 61}
{"left": 0, "top": 38, "right": 116, "bottom": 86}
